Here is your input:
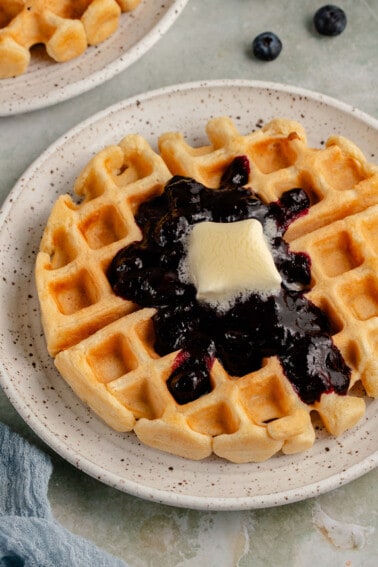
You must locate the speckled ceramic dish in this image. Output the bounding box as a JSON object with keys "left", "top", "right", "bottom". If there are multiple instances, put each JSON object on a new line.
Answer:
{"left": 0, "top": 80, "right": 377, "bottom": 510}
{"left": 0, "top": 0, "right": 188, "bottom": 116}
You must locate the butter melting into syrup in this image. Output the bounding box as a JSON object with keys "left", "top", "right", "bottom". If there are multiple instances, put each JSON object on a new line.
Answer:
{"left": 108, "top": 156, "right": 351, "bottom": 405}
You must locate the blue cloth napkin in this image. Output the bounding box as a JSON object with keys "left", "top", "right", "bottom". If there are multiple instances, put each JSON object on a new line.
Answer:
{"left": 0, "top": 422, "right": 128, "bottom": 567}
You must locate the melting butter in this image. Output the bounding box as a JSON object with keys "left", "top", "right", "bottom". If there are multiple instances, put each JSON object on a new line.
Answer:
{"left": 185, "top": 218, "right": 282, "bottom": 309}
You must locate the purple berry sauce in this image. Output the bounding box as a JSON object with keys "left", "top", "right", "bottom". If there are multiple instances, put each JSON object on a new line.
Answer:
{"left": 107, "top": 156, "right": 351, "bottom": 405}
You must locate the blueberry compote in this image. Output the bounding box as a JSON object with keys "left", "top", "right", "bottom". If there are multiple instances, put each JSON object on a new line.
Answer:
{"left": 107, "top": 156, "right": 351, "bottom": 406}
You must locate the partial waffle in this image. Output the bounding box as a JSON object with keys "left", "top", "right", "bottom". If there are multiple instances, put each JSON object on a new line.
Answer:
{"left": 36, "top": 134, "right": 172, "bottom": 356}
{"left": 35, "top": 117, "right": 378, "bottom": 463}
{"left": 0, "top": 0, "right": 141, "bottom": 78}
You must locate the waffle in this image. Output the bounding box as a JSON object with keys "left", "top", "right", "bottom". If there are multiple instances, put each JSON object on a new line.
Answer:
{"left": 0, "top": 0, "right": 141, "bottom": 78}
{"left": 35, "top": 117, "right": 378, "bottom": 463}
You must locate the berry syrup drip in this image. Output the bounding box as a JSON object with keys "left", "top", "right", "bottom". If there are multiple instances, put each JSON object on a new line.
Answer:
{"left": 107, "top": 156, "right": 351, "bottom": 405}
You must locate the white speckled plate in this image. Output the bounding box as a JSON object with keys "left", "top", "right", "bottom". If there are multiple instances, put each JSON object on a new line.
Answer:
{"left": 0, "top": 80, "right": 377, "bottom": 511}
{"left": 0, "top": 0, "right": 188, "bottom": 116}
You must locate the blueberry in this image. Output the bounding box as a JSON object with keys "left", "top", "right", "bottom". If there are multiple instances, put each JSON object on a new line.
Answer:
{"left": 220, "top": 155, "right": 250, "bottom": 187}
{"left": 279, "top": 252, "right": 311, "bottom": 288}
{"left": 252, "top": 32, "right": 282, "bottom": 61}
{"left": 167, "top": 353, "right": 212, "bottom": 404}
{"left": 272, "top": 188, "right": 310, "bottom": 232}
{"left": 313, "top": 5, "right": 347, "bottom": 36}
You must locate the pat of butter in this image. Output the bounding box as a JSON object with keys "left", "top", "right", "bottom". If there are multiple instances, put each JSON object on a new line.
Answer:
{"left": 186, "top": 219, "right": 282, "bottom": 307}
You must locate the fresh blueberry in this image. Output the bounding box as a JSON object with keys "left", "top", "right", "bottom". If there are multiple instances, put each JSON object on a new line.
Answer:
{"left": 313, "top": 5, "right": 347, "bottom": 36}
{"left": 252, "top": 32, "right": 282, "bottom": 61}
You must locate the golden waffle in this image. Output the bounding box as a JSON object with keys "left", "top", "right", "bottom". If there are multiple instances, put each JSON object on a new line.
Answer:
{"left": 0, "top": 0, "right": 141, "bottom": 78}
{"left": 36, "top": 134, "right": 172, "bottom": 356}
{"left": 35, "top": 117, "right": 378, "bottom": 463}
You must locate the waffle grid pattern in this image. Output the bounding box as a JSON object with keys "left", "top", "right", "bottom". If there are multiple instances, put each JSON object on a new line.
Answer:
{"left": 36, "top": 135, "right": 171, "bottom": 356}
{"left": 36, "top": 118, "right": 378, "bottom": 462}
{"left": 0, "top": 0, "right": 141, "bottom": 78}
{"left": 292, "top": 205, "right": 378, "bottom": 401}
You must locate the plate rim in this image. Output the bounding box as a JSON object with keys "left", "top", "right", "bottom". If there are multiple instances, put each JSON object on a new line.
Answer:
{"left": 0, "top": 0, "right": 189, "bottom": 116}
{"left": 2, "top": 78, "right": 378, "bottom": 219}
{"left": 0, "top": 79, "right": 377, "bottom": 511}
